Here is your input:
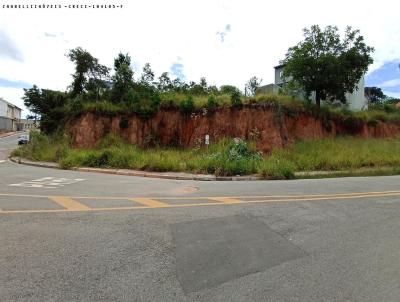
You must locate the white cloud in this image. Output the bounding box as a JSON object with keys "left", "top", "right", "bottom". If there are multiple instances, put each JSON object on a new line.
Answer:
{"left": 384, "top": 91, "right": 400, "bottom": 98}
{"left": 1, "top": 0, "right": 400, "bottom": 112}
{"left": 0, "top": 30, "right": 24, "bottom": 62}
{"left": 379, "top": 79, "right": 400, "bottom": 88}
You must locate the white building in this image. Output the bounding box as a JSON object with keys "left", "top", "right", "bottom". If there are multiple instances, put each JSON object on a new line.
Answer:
{"left": 18, "top": 119, "right": 39, "bottom": 131}
{"left": 257, "top": 64, "right": 368, "bottom": 110}
{"left": 0, "top": 97, "right": 22, "bottom": 132}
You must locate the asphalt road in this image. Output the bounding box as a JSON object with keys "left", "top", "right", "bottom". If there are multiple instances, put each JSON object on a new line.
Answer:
{"left": 0, "top": 132, "right": 22, "bottom": 160}
{"left": 1, "top": 134, "right": 400, "bottom": 301}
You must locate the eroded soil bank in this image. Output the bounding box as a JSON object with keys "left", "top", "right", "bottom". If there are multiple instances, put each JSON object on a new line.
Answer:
{"left": 66, "top": 105, "right": 400, "bottom": 153}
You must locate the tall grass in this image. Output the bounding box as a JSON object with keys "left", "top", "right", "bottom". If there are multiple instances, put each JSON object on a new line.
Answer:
{"left": 13, "top": 132, "right": 400, "bottom": 178}
{"left": 11, "top": 131, "right": 70, "bottom": 162}
{"left": 15, "top": 133, "right": 262, "bottom": 176}
{"left": 160, "top": 92, "right": 232, "bottom": 109}
{"left": 264, "top": 137, "right": 400, "bottom": 171}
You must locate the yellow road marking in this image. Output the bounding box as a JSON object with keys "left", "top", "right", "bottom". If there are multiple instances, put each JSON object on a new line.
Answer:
{"left": 48, "top": 196, "right": 90, "bottom": 211}
{"left": 0, "top": 190, "right": 400, "bottom": 214}
{"left": 129, "top": 198, "right": 170, "bottom": 207}
{"left": 244, "top": 192, "right": 400, "bottom": 204}
{"left": 208, "top": 197, "right": 242, "bottom": 204}
{"left": 1, "top": 190, "right": 400, "bottom": 200}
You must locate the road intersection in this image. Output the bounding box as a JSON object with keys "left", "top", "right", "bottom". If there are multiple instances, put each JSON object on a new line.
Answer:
{"left": 2, "top": 133, "right": 400, "bottom": 301}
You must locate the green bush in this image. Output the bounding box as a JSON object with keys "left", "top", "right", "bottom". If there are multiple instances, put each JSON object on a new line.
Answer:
{"left": 70, "top": 97, "right": 84, "bottom": 116}
{"left": 179, "top": 95, "right": 195, "bottom": 114}
{"left": 203, "top": 139, "right": 262, "bottom": 176}
{"left": 206, "top": 95, "right": 219, "bottom": 110}
{"left": 123, "top": 85, "right": 160, "bottom": 119}
{"left": 230, "top": 91, "right": 242, "bottom": 107}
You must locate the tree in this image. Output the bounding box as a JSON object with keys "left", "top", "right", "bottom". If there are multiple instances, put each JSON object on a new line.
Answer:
{"left": 208, "top": 85, "right": 219, "bottom": 94}
{"left": 283, "top": 25, "right": 374, "bottom": 108}
{"left": 22, "top": 85, "right": 42, "bottom": 116}
{"left": 140, "top": 63, "right": 155, "bottom": 84}
{"left": 157, "top": 72, "right": 173, "bottom": 92}
{"left": 188, "top": 78, "right": 208, "bottom": 95}
{"left": 245, "top": 76, "right": 262, "bottom": 96}
{"left": 200, "top": 77, "right": 208, "bottom": 91}
{"left": 365, "top": 86, "right": 386, "bottom": 104}
{"left": 23, "top": 85, "right": 68, "bottom": 133}
{"left": 111, "top": 53, "right": 134, "bottom": 102}
{"left": 67, "top": 47, "right": 110, "bottom": 99}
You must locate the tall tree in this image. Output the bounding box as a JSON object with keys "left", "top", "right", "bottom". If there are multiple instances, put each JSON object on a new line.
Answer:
{"left": 23, "top": 85, "right": 68, "bottom": 133}
{"left": 283, "top": 25, "right": 374, "bottom": 107}
{"left": 111, "top": 53, "right": 134, "bottom": 102}
{"left": 67, "top": 47, "right": 109, "bottom": 99}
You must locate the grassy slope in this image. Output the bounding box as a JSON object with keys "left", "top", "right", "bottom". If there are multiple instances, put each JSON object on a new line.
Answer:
{"left": 12, "top": 132, "right": 400, "bottom": 179}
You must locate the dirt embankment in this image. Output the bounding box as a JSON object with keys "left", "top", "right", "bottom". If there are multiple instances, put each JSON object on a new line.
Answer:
{"left": 66, "top": 105, "right": 400, "bottom": 153}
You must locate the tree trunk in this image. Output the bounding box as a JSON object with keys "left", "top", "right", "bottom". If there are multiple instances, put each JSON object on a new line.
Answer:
{"left": 315, "top": 90, "right": 321, "bottom": 108}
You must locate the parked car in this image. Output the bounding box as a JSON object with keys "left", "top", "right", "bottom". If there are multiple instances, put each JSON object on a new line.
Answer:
{"left": 18, "top": 134, "right": 30, "bottom": 145}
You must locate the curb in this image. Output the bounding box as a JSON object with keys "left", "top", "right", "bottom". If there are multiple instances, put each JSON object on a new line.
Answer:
{"left": 0, "top": 131, "right": 23, "bottom": 139}
{"left": 11, "top": 157, "right": 397, "bottom": 181}
{"left": 9, "top": 157, "right": 263, "bottom": 181}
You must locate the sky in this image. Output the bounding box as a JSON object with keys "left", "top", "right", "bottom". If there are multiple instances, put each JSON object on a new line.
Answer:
{"left": 1, "top": 0, "right": 400, "bottom": 117}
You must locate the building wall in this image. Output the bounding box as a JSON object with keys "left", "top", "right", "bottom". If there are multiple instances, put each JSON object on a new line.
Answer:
{"left": 256, "top": 84, "right": 280, "bottom": 95}
{"left": 12, "top": 107, "right": 22, "bottom": 119}
{"left": 0, "top": 117, "right": 14, "bottom": 131}
{"left": 0, "top": 98, "right": 22, "bottom": 131}
{"left": 274, "top": 67, "right": 285, "bottom": 86}
{"left": 346, "top": 77, "right": 367, "bottom": 110}
{"left": 0, "top": 99, "right": 7, "bottom": 117}
{"left": 18, "top": 119, "right": 38, "bottom": 131}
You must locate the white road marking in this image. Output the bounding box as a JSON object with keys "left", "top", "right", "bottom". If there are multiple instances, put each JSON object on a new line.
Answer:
{"left": 0, "top": 160, "right": 5, "bottom": 163}
{"left": 9, "top": 177, "right": 85, "bottom": 189}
